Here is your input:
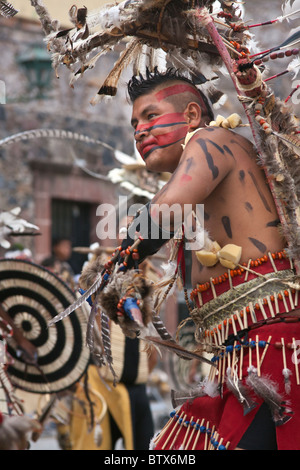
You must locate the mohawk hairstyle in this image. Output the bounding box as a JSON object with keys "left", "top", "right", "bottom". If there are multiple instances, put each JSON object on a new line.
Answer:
{"left": 127, "top": 67, "right": 214, "bottom": 122}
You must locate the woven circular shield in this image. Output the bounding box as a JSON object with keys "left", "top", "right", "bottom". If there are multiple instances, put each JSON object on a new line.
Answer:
{"left": 0, "top": 259, "right": 90, "bottom": 394}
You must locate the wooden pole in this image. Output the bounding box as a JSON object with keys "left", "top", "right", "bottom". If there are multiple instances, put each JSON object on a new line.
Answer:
{"left": 195, "top": 8, "right": 300, "bottom": 275}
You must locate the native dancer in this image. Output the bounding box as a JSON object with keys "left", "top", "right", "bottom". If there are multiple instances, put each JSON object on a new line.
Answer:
{"left": 6, "top": 0, "right": 300, "bottom": 450}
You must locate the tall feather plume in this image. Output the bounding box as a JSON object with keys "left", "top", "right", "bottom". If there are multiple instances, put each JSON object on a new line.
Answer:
{"left": 30, "top": 0, "right": 253, "bottom": 101}
{"left": 29, "top": 0, "right": 58, "bottom": 36}
{"left": 90, "top": 38, "right": 141, "bottom": 105}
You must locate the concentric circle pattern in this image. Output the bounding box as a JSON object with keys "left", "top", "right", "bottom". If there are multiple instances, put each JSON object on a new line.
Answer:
{"left": 0, "top": 259, "right": 90, "bottom": 393}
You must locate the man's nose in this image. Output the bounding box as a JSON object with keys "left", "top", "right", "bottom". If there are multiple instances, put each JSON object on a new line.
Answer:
{"left": 134, "top": 126, "right": 149, "bottom": 141}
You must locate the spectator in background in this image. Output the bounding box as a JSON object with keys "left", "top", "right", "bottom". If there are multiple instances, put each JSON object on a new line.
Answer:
{"left": 41, "top": 237, "right": 75, "bottom": 289}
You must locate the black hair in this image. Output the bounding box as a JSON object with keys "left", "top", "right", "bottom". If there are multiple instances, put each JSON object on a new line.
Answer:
{"left": 127, "top": 67, "right": 214, "bottom": 121}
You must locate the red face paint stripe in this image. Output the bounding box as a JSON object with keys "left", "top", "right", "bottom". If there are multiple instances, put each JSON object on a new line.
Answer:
{"left": 155, "top": 84, "right": 201, "bottom": 102}
{"left": 154, "top": 126, "right": 188, "bottom": 147}
{"left": 135, "top": 112, "right": 185, "bottom": 134}
{"left": 140, "top": 125, "right": 188, "bottom": 159}
{"left": 155, "top": 84, "right": 208, "bottom": 114}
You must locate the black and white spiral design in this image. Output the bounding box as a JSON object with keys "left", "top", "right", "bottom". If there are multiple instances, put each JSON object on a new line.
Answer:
{"left": 0, "top": 259, "right": 90, "bottom": 394}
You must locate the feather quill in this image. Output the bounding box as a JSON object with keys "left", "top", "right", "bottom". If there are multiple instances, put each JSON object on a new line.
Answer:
{"left": 85, "top": 294, "right": 100, "bottom": 358}
{"left": 144, "top": 335, "right": 215, "bottom": 367}
{"left": 171, "top": 385, "right": 206, "bottom": 408}
{"left": 152, "top": 314, "right": 176, "bottom": 342}
{"left": 48, "top": 274, "right": 103, "bottom": 327}
{"left": 100, "top": 311, "right": 117, "bottom": 385}
{"left": 171, "top": 377, "right": 219, "bottom": 408}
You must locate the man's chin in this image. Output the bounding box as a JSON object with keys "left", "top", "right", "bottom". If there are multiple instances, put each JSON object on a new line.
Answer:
{"left": 145, "top": 159, "right": 167, "bottom": 173}
{"left": 142, "top": 151, "right": 166, "bottom": 172}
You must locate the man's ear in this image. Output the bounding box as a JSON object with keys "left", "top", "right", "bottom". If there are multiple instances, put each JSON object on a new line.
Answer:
{"left": 184, "top": 102, "right": 202, "bottom": 130}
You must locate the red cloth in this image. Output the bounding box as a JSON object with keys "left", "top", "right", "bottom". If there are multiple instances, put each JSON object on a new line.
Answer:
{"left": 155, "top": 321, "right": 300, "bottom": 450}
{"left": 154, "top": 257, "right": 300, "bottom": 450}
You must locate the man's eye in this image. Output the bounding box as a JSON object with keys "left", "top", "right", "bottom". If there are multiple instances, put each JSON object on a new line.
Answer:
{"left": 148, "top": 113, "right": 157, "bottom": 120}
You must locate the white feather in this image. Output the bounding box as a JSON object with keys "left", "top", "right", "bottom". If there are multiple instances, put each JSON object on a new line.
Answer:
{"left": 280, "top": 0, "right": 300, "bottom": 21}
{"left": 287, "top": 58, "right": 300, "bottom": 78}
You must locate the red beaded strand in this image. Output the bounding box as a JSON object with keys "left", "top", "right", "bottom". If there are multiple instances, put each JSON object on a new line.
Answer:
{"left": 190, "top": 250, "right": 287, "bottom": 301}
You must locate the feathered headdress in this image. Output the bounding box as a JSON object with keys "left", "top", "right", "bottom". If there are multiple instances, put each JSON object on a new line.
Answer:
{"left": 29, "top": 0, "right": 252, "bottom": 107}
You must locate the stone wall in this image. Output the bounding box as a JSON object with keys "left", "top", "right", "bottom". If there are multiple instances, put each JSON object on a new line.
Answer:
{"left": 0, "top": 15, "right": 134, "bottom": 262}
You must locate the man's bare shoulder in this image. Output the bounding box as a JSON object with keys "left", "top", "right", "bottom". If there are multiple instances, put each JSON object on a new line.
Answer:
{"left": 186, "top": 126, "right": 255, "bottom": 156}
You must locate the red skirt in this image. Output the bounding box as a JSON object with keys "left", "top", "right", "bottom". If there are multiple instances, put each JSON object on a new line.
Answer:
{"left": 154, "top": 255, "right": 300, "bottom": 450}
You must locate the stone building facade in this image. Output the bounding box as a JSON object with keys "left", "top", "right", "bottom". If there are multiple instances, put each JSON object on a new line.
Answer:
{"left": 0, "top": 12, "right": 134, "bottom": 272}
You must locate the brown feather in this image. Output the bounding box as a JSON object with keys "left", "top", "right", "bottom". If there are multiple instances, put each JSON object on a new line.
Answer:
{"left": 144, "top": 335, "right": 215, "bottom": 367}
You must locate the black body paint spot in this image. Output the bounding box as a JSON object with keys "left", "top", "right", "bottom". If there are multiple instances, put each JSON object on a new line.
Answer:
{"left": 223, "top": 145, "right": 235, "bottom": 159}
{"left": 239, "top": 170, "right": 245, "bottom": 182}
{"left": 245, "top": 202, "right": 253, "bottom": 212}
{"left": 197, "top": 138, "right": 219, "bottom": 180}
{"left": 221, "top": 216, "right": 232, "bottom": 238}
{"left": 204, "top": 211, "right": 210, "bottom": 221}
{"left": 248, "top": 171, "right": 272, "bottom": 213}
{"left": 208, "top": 139, "right": 224, "bottom": 154}
{"left": 248, "top": 237, "right": 267, "bottom": 253}
{"left": 266, "top": 219, "right": 280, "bottom": 227}
{"left": 185, "top": 157, "right": 195, "bottom": 173}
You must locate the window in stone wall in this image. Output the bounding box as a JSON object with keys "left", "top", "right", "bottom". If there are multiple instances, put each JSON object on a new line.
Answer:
{"left": 51, "top": 199, "right": 91, "bottom": 275}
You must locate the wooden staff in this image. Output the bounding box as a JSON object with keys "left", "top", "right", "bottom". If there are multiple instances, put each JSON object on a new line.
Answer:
{"left": 195, "top": 7, "right": 300, "bottom": 275}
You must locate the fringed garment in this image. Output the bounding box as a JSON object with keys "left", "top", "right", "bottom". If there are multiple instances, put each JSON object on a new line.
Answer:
{"left": 153, "top": 253, "right": 300, "bottom": 450}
